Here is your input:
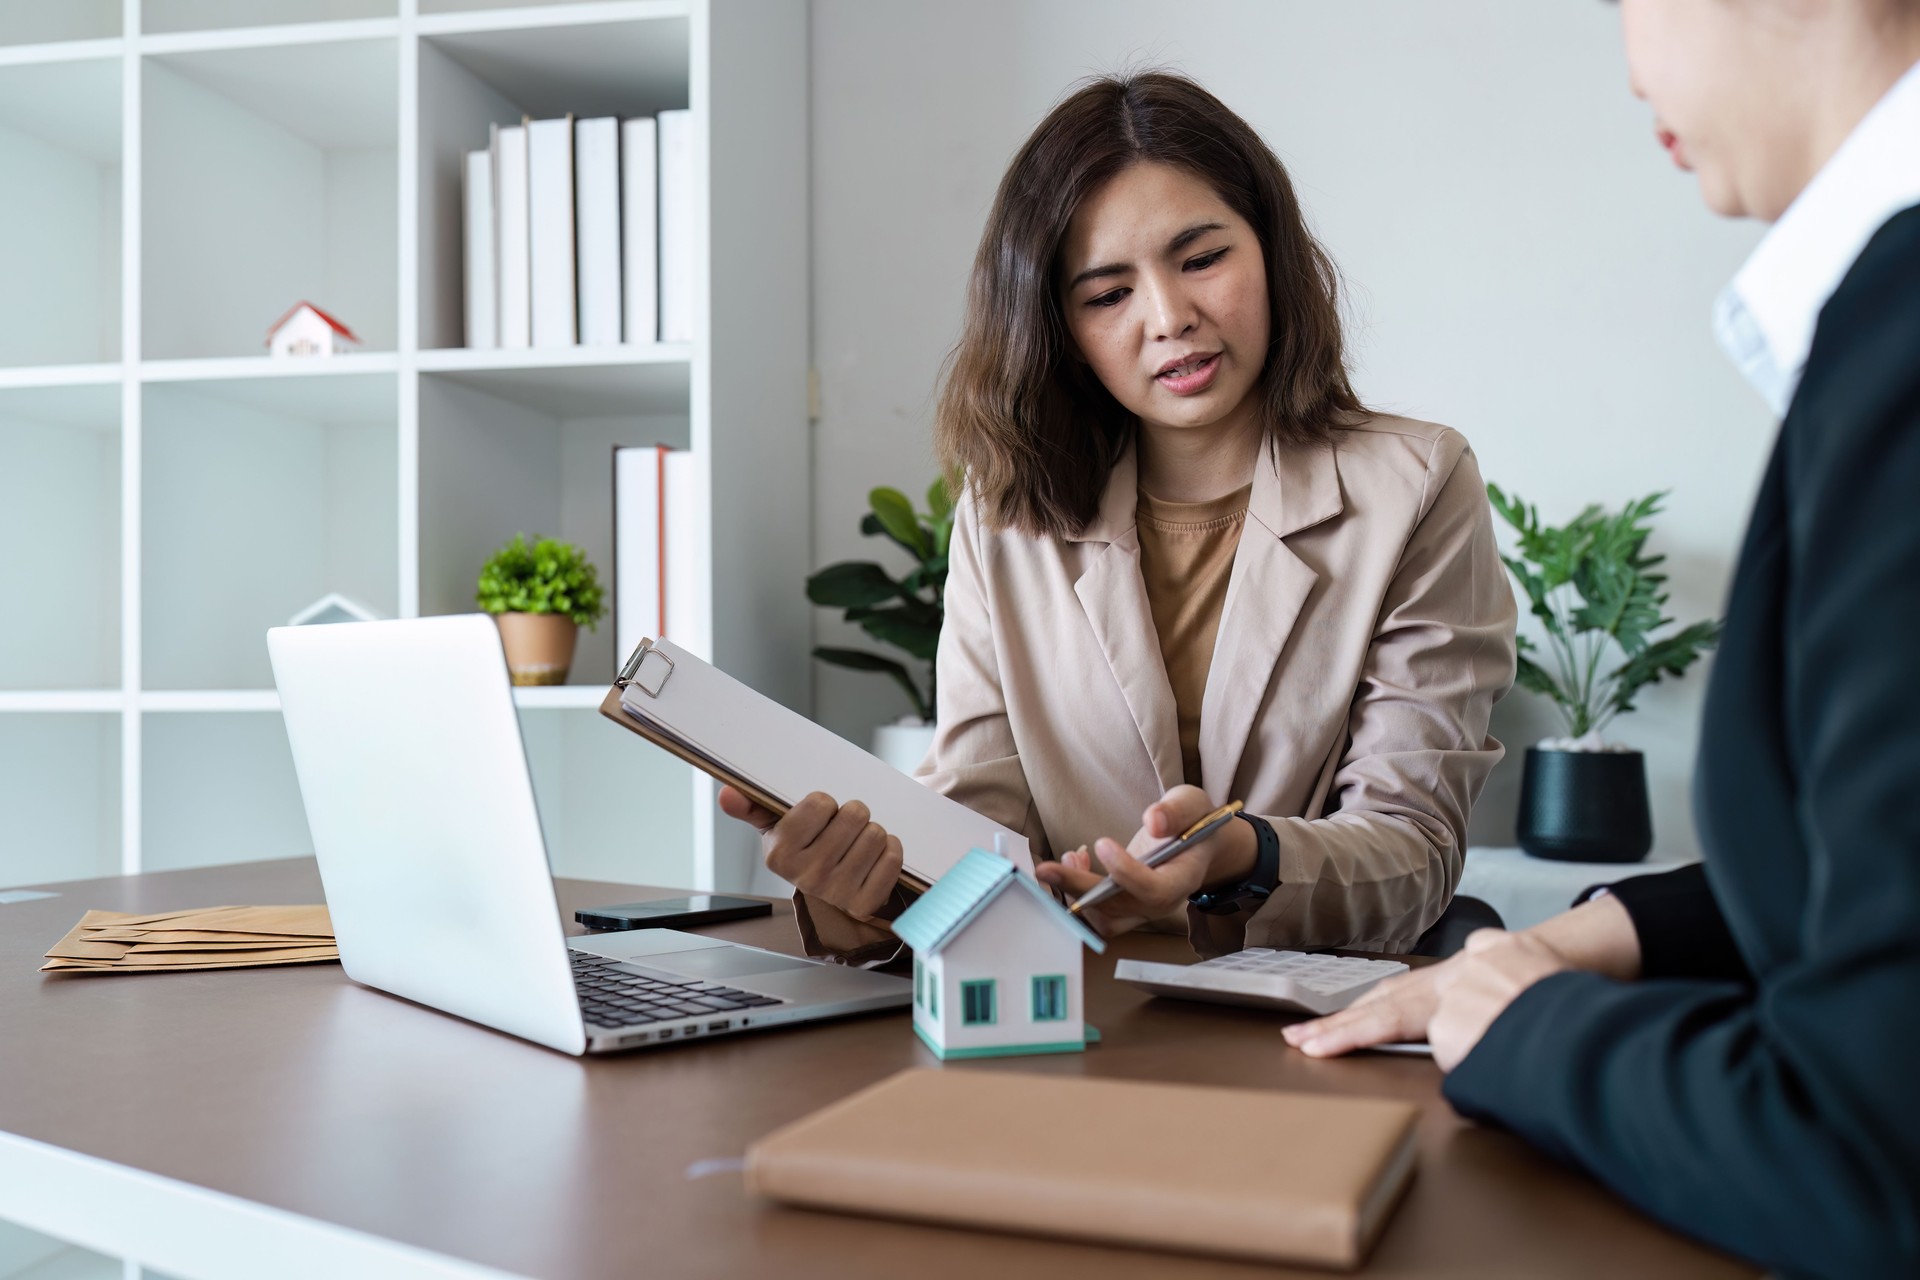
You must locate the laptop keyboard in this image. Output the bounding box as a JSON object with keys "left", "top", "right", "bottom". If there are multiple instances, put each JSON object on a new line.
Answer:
{"left": 570, "top": 950, "right": 785, "bottom": 1028}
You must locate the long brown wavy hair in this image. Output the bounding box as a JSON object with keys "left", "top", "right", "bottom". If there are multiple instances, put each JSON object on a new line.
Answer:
{"left": 935, "top": 71, "right": 1365, "bottom": 539}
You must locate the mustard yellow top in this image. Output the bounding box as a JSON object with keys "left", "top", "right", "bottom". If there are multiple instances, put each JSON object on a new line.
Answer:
{"left": 1135, "top": 482, "right": 1252, "bottom": 789}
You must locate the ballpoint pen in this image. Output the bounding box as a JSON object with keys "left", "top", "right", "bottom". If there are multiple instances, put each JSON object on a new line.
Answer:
{"left": 1067, "top": 800, "right": 1245, "bottom": 916}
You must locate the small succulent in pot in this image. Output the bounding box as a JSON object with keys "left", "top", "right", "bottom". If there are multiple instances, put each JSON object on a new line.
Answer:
{"left": 476, "top": 533, "right": 607, "bottom": 686}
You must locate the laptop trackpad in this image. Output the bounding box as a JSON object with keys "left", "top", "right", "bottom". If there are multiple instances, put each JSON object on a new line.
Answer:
{"left": 643, "top": 948, "right": 818, "bottom": 980}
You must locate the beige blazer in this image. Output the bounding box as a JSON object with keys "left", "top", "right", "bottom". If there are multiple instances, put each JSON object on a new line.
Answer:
{"left": 915, "top": 414, "right": 1516, "bottom": 954}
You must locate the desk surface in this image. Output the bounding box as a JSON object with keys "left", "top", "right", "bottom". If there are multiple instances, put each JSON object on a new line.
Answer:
{"left": 0, "top": 860, "right": 1756, "bottom": 1280}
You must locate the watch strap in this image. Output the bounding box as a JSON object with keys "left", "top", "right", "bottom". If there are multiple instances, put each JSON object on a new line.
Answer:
{"left": 1189, "top": 811, "right": 1281, "bottom": 915}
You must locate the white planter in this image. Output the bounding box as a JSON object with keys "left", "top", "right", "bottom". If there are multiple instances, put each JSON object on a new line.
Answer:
{"left": 873, "top": 718, "right": 937, "bottom": 775}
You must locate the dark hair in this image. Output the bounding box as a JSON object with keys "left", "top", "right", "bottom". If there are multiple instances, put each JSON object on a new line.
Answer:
{"left": 935, "top": 70, "right": 1365, "bottom": 539}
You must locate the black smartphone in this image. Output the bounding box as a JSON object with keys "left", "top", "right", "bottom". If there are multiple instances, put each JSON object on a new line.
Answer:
{"left": 574, "top": 895, "right": 773, "bottom": 931}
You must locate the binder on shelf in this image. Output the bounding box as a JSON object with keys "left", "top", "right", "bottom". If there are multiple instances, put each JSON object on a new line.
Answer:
{"left": 657, "top": 108, "right": 694, "bottom": 343}
{"left": 575, "top": 116, "right": 622, "bottom": 348}
{"left": 527, "top": 115, "right": 577, "bottom": 348}
{"left": 620, "top": 116, "right": 659, "bottom": 345}
{"left": 493, "top": 122, "right": 532, "bottom": 349}
{"left": 462, "top": 149, "right": 497, "bottom": 350}
{"left": 603, "top": 638, "right": 1031, "bottom": 894}
{"left": 613, "top": 445, "right": 698, "bottom": 671}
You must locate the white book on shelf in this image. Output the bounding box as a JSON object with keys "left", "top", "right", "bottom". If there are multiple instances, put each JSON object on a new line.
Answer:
{"left": 462, "top": 149, "right": 496, "bottom": 350}
{"left": 494, "top": 122, "right": 531, "bottom": 350}
{"left": 528, "top": 115, "right": 577, "bottom": 348}
{"left": 575, "top": 117, "right": 622, "bottom": 348}
{"left": 614, "top": 445, "right": 663, "bottom": 669}
{"left": 614, "top": 444, "right": 698, "bottom": 671}
{"left": 662, "top": 446, "right": 698, "bottom": 649}
{"left": 657, "top": 108, "right": 694, "bottom": 344}
{"left": 620, "top": 116, "right": 658, "bottom": 345}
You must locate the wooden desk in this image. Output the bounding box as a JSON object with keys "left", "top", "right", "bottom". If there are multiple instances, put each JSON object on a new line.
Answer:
{"left": 0, "top": 860, "right": 1756, "bottom": 1280}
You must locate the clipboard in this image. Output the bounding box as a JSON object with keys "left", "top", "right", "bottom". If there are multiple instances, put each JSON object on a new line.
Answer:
{"left": 602, "top": 639, "right": 1033, "bottom": 894}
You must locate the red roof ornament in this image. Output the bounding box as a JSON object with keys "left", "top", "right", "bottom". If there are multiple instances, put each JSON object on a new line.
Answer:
{"left": 265, "top": 301, "right": 361, "bottom": 347}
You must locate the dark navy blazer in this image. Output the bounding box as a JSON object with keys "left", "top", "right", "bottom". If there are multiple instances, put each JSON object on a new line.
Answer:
{"left": 1445, "top": 204, "right": 1920, "bottom": 1279}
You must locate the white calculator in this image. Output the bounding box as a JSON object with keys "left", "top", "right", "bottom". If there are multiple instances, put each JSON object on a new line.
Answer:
{"left": 1114, "top": 948, "right": 1410, "bottom": 1017}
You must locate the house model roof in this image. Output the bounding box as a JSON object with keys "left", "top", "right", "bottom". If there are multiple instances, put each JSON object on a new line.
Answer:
{"left": 265, "top": 301, "right": 360, "bottom": 344}
{"left": 288, "top": 593, "right": 381, "bottom": 626}
{"left": 892, "top": 848, "right": 1106, "bottom": 955}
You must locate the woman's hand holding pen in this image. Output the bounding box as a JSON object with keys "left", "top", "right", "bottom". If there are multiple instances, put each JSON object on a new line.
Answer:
{"left": 717, "top": 787, "right": 904, "bottom": 922}
{"left": 1035, "top": 785, "right": 1257, "bottom": 936}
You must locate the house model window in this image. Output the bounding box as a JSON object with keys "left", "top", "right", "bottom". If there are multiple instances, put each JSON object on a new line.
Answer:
{"left": 960, "top": 980, "right": 996, "bottom": 1026}
{"left": 891, "top": 846, "right": 1105, "bottom": 1060}
{"left": 1032, "top": 975, "right": 1067, "bottom": 1021}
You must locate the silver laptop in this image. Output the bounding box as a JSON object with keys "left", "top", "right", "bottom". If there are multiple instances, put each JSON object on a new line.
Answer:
{"left": 267, "top": 613, "right": 910, "bottom": 1056}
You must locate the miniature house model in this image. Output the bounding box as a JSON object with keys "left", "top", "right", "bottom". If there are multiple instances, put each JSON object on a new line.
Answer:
{"left": 892, "top": 847, "right": 1105, "bottom": 1060}
{"left": 287, "top": 593, "right": 380, "bottom": 627}
{"left": 266, "top": 302, "right": 359, "bottom": 358}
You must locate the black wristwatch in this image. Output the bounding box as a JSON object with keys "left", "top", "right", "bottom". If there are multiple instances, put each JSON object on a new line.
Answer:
{"left": 1188, "top": 812, "right": 1281, "bottom": 915}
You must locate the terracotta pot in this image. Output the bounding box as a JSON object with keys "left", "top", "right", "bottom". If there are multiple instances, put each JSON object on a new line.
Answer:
{"left": 493, "top": 613, "right": 578, "bottom": 686}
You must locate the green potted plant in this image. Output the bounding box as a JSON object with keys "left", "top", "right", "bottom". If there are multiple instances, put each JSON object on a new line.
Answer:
{"left": 476, "top": 533, "right": 607, "bottom": 686}
{"left": 806, "top": 479, "right": 953, "bottom": 771}
{"left": 1489, "top": 486, "right": 1722, "bottom": 862}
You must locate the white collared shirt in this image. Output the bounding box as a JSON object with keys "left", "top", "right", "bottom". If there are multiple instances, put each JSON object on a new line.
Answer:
{"left": 1713, "top": 58, "right": 1920, "bottom": 417}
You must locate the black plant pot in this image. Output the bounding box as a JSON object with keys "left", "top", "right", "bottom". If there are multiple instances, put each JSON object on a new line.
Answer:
{"left": 1516, "top": 747, "right": 1653, "bottom": 863}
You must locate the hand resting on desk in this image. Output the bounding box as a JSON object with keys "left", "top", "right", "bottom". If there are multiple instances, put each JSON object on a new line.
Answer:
{"left": 1284, "top": 892, "right": 1643, "bottom": 1065}
{"left": 718, "top": 786, "right": 904, "bottom": 922}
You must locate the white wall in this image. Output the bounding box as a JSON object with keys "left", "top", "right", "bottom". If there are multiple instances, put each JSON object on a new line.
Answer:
{"left": 808, "top": 0, "right": 1776, "bottom": 862}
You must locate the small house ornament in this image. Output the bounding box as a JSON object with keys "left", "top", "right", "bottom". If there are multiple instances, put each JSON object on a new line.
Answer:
{"left": 287, "top": 593, "right": 381, "bottom": 627}
{"left": 267, "top": 302, "right": 359, "bottom": 358}
{"left": 892, "top": 841, "right": 1105, "bottom": 1060}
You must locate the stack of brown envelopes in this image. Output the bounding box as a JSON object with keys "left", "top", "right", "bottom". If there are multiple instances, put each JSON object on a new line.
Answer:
{"left": 40, "top": 905, "right": 338, "bottom": 974}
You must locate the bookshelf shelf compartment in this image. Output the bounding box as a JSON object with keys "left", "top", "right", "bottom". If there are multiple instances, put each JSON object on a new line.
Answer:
{"left": 143, "top": 38, "right": 398, "bottom": 360}
{"left": 0, "top": 386, "right": 121, "bottom": 691}
{"left": 520, "top": 705, "right": 693, "bottom": 889}
{"left": 142, "top": 374, "right": 398, "bottom": 691}
{"left": 419, "top": 349, "right": 690, "bottom": 416}
{"left": 0, "top": 3, "right": 121, "bottom": 49}
{"left": 416, "top": 14, "right": 688, "bottom": 351}
{"left": 0, "top": 714, "right": 121, "bottom": 886}
{"left": 142, "top": 711, "right": 311, "bottom": 872}
{"left": 0, "top": 58, "right": 122, "bottom": 369}
{"left": 419, "top": 372, "right": 689, "bottom": 686}
{"left": 143, "top": 1, "right": 397, "bottom": 38}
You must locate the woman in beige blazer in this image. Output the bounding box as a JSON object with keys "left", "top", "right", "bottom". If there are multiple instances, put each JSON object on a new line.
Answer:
{"left": 720, "top": 71, "right": 1516, "bottom": 961}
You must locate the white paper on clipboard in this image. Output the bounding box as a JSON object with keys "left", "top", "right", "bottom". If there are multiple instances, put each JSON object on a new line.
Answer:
{"left": 609, "top": 638, "right": 1033, "bottom": 885}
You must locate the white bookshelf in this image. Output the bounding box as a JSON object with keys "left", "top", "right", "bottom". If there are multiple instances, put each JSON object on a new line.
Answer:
{"left": 0, "top": 0, "right": 811, "bottom": 895}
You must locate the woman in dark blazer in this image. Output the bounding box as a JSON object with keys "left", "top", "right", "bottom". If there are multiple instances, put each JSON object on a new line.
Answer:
{"left": 1286, "top": 1, "right": 1920, "bottom": 1276}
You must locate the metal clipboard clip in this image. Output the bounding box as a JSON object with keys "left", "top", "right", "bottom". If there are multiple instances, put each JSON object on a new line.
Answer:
{"left": 616, "top": 638, "right": 675, "bottom": 699}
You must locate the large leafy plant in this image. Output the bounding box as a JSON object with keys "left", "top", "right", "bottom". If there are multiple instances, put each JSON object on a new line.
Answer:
{"left": 476, "top": 533, "right": 607, "bottom": 628}
{"left": 806, "top": 479, "right": 954, "bottom": 722}
{"left": 1488, "top": 486, "right": 1720, "bottom": 741}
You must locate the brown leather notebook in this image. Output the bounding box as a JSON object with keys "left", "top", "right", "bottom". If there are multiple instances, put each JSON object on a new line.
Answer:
{"left": 745, "top": 1068, "right": 1418, "bottom": 1270}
